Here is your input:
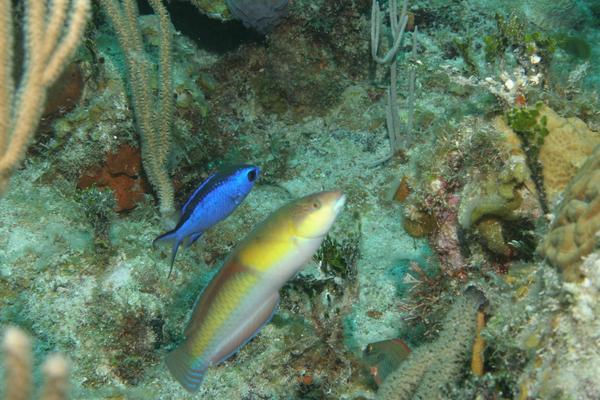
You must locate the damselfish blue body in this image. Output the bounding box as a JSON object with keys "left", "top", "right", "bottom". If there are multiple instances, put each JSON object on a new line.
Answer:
{"left": 153, "top": 164, "right": 260, "bottom": 275}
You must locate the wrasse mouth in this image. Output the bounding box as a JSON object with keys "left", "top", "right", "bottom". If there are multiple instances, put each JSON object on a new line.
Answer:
{"left": 334, "top": 193, "right": 346, "bottom": 215}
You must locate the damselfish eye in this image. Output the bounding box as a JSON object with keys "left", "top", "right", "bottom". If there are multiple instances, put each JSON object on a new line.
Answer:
{"left": 247, "top": 169, "right": 257, "bottom": 182}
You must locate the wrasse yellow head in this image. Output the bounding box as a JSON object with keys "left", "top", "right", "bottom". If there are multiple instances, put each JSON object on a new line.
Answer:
{"left": 290, "top": 190, "right": 346, "bottom": 238}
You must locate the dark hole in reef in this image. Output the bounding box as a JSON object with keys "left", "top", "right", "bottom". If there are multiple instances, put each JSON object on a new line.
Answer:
{"left": 136, "top": 0, "right": 265, "bottom": 53}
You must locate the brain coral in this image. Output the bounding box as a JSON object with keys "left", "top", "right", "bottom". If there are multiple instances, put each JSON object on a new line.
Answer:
{"left": 225, "top": 0, "right": 289, "bottom": 33}
{"left": 537, "top": 106, "right": 600, "bottom": 205}
{"left": 538, "top": 144, "right": 600, "bottom": 281}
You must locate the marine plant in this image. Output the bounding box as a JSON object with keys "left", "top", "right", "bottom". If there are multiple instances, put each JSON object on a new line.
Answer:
{"left": 453, "top": 36, "right": 478, "bottom": 76}
{"left": 483, "top": 13, "right": 556, "bottom": 67}
{"left": 74, "top": 186, "right": 117, "bottom": 240}
{"left": 554, "top": 33, "right": 592, "bottom": 59}
{"left": 313, "top": 233, "right": 361, "bottom": 279}
{"left": 506, "top": 102, "right": 549, "bottom": 212}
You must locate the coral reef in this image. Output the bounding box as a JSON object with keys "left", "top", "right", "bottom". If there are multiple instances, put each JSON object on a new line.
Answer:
{"left": 1, "top": 0, "right": 600, "bottom": 398}
{"left": 539, "top": 144, "right": 600, "bottom": 281}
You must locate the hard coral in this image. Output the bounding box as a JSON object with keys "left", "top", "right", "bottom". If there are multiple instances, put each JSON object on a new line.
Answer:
{"left": 538, "top": 144, "right": 600, "bottom": 281}
{"left": 537, "top": 106, "right": 600, "bottom": 205}
{"left": 456, "top": 119, "right": 544, "bottom": 262}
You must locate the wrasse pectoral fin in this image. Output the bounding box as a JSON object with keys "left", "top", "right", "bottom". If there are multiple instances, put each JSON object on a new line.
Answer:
{"left": 212, "top": 292, "right": 280, "bottom": 365}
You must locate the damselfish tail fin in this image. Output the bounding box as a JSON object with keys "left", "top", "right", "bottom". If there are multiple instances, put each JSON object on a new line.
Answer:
{"left": 153, "top": 230, "right": 182, "bottom": 277}
{"left": 165, "top": 343, "right": 209, "bottom": 393}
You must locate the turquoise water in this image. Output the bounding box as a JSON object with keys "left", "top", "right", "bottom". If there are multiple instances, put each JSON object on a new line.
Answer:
{"left": 1, "top": 1, "right": 599, "bottom": 399}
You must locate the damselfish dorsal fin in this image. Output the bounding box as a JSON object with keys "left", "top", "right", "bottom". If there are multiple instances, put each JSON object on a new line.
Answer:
{"left": 180, "top": 172, "right": 217, "bottom": 217}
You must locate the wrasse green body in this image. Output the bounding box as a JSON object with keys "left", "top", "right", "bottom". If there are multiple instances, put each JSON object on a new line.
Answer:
{"left": 166, "top": 191, "right": 346, "bottom": 392}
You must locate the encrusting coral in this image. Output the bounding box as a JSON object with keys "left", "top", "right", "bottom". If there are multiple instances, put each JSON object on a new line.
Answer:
{"left": 538, "top": 144, "right": 600, "bottom": 281}
{"left": 1, "top": 326, "right": 70, "bottom": 400}
{"left": 376, "top": 288, "right": 485, "bottom": 400}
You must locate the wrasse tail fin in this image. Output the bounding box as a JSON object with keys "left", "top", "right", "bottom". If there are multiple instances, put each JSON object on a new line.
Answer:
{"left": 165, "top": 344, "right": 209, "bottom": 393}
{"left": 153, "top": 230, "right": 183, "bottom": 277}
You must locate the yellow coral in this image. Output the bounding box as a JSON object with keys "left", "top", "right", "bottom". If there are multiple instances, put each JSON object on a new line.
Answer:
{"left": 538, "top": 145, "right": 600, "bottom": 281}
{"left": 537, "top": 106, "right": 600, "bottom": 205}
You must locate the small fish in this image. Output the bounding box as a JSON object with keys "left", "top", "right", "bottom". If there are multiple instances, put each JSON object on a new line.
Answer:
{"left": 363, "top": 338, "right": 411, "bottom": 386}
{"left": 153, "top": 164, "right": 260, "bottom": 275}
{"left": 166, "top": 190, "right": 346, "bottom": 392}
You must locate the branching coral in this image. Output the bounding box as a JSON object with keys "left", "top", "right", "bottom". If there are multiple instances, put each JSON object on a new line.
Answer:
{"left": 98, "top": 0, "right": 175, "bottom": 218}
{"left": 376, "top": 288, "right": 485, "bottom": 400}
{"left": 0, "top": 0, "right": 90, "bottom": 194}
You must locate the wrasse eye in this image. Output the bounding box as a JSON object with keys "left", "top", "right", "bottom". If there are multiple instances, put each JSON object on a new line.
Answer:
{"left": 247, "top": 169, "right": 257, "bottom": 182}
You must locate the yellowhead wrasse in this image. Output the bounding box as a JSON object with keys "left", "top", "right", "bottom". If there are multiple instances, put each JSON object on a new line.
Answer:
{"left": 166, "top": 190, "right": 346, "bottom": 392}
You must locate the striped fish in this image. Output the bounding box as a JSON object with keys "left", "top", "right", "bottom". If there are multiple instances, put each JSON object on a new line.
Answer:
{"left": 166, "top": 190, "right": 346, "bottom": 392}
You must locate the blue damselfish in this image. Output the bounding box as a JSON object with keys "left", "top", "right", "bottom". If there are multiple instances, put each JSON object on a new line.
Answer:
{"left": 153, "top": 164, "right": 260, "bottom": 275}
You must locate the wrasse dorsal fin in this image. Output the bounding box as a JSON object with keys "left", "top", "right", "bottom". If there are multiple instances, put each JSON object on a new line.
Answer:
{"left": 183, "top": 259, "right": 256, "bottom": 337}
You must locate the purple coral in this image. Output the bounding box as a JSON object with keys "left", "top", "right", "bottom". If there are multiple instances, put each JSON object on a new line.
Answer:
{"left": 225, "top": 0, "right": 289, "bottom": 34}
